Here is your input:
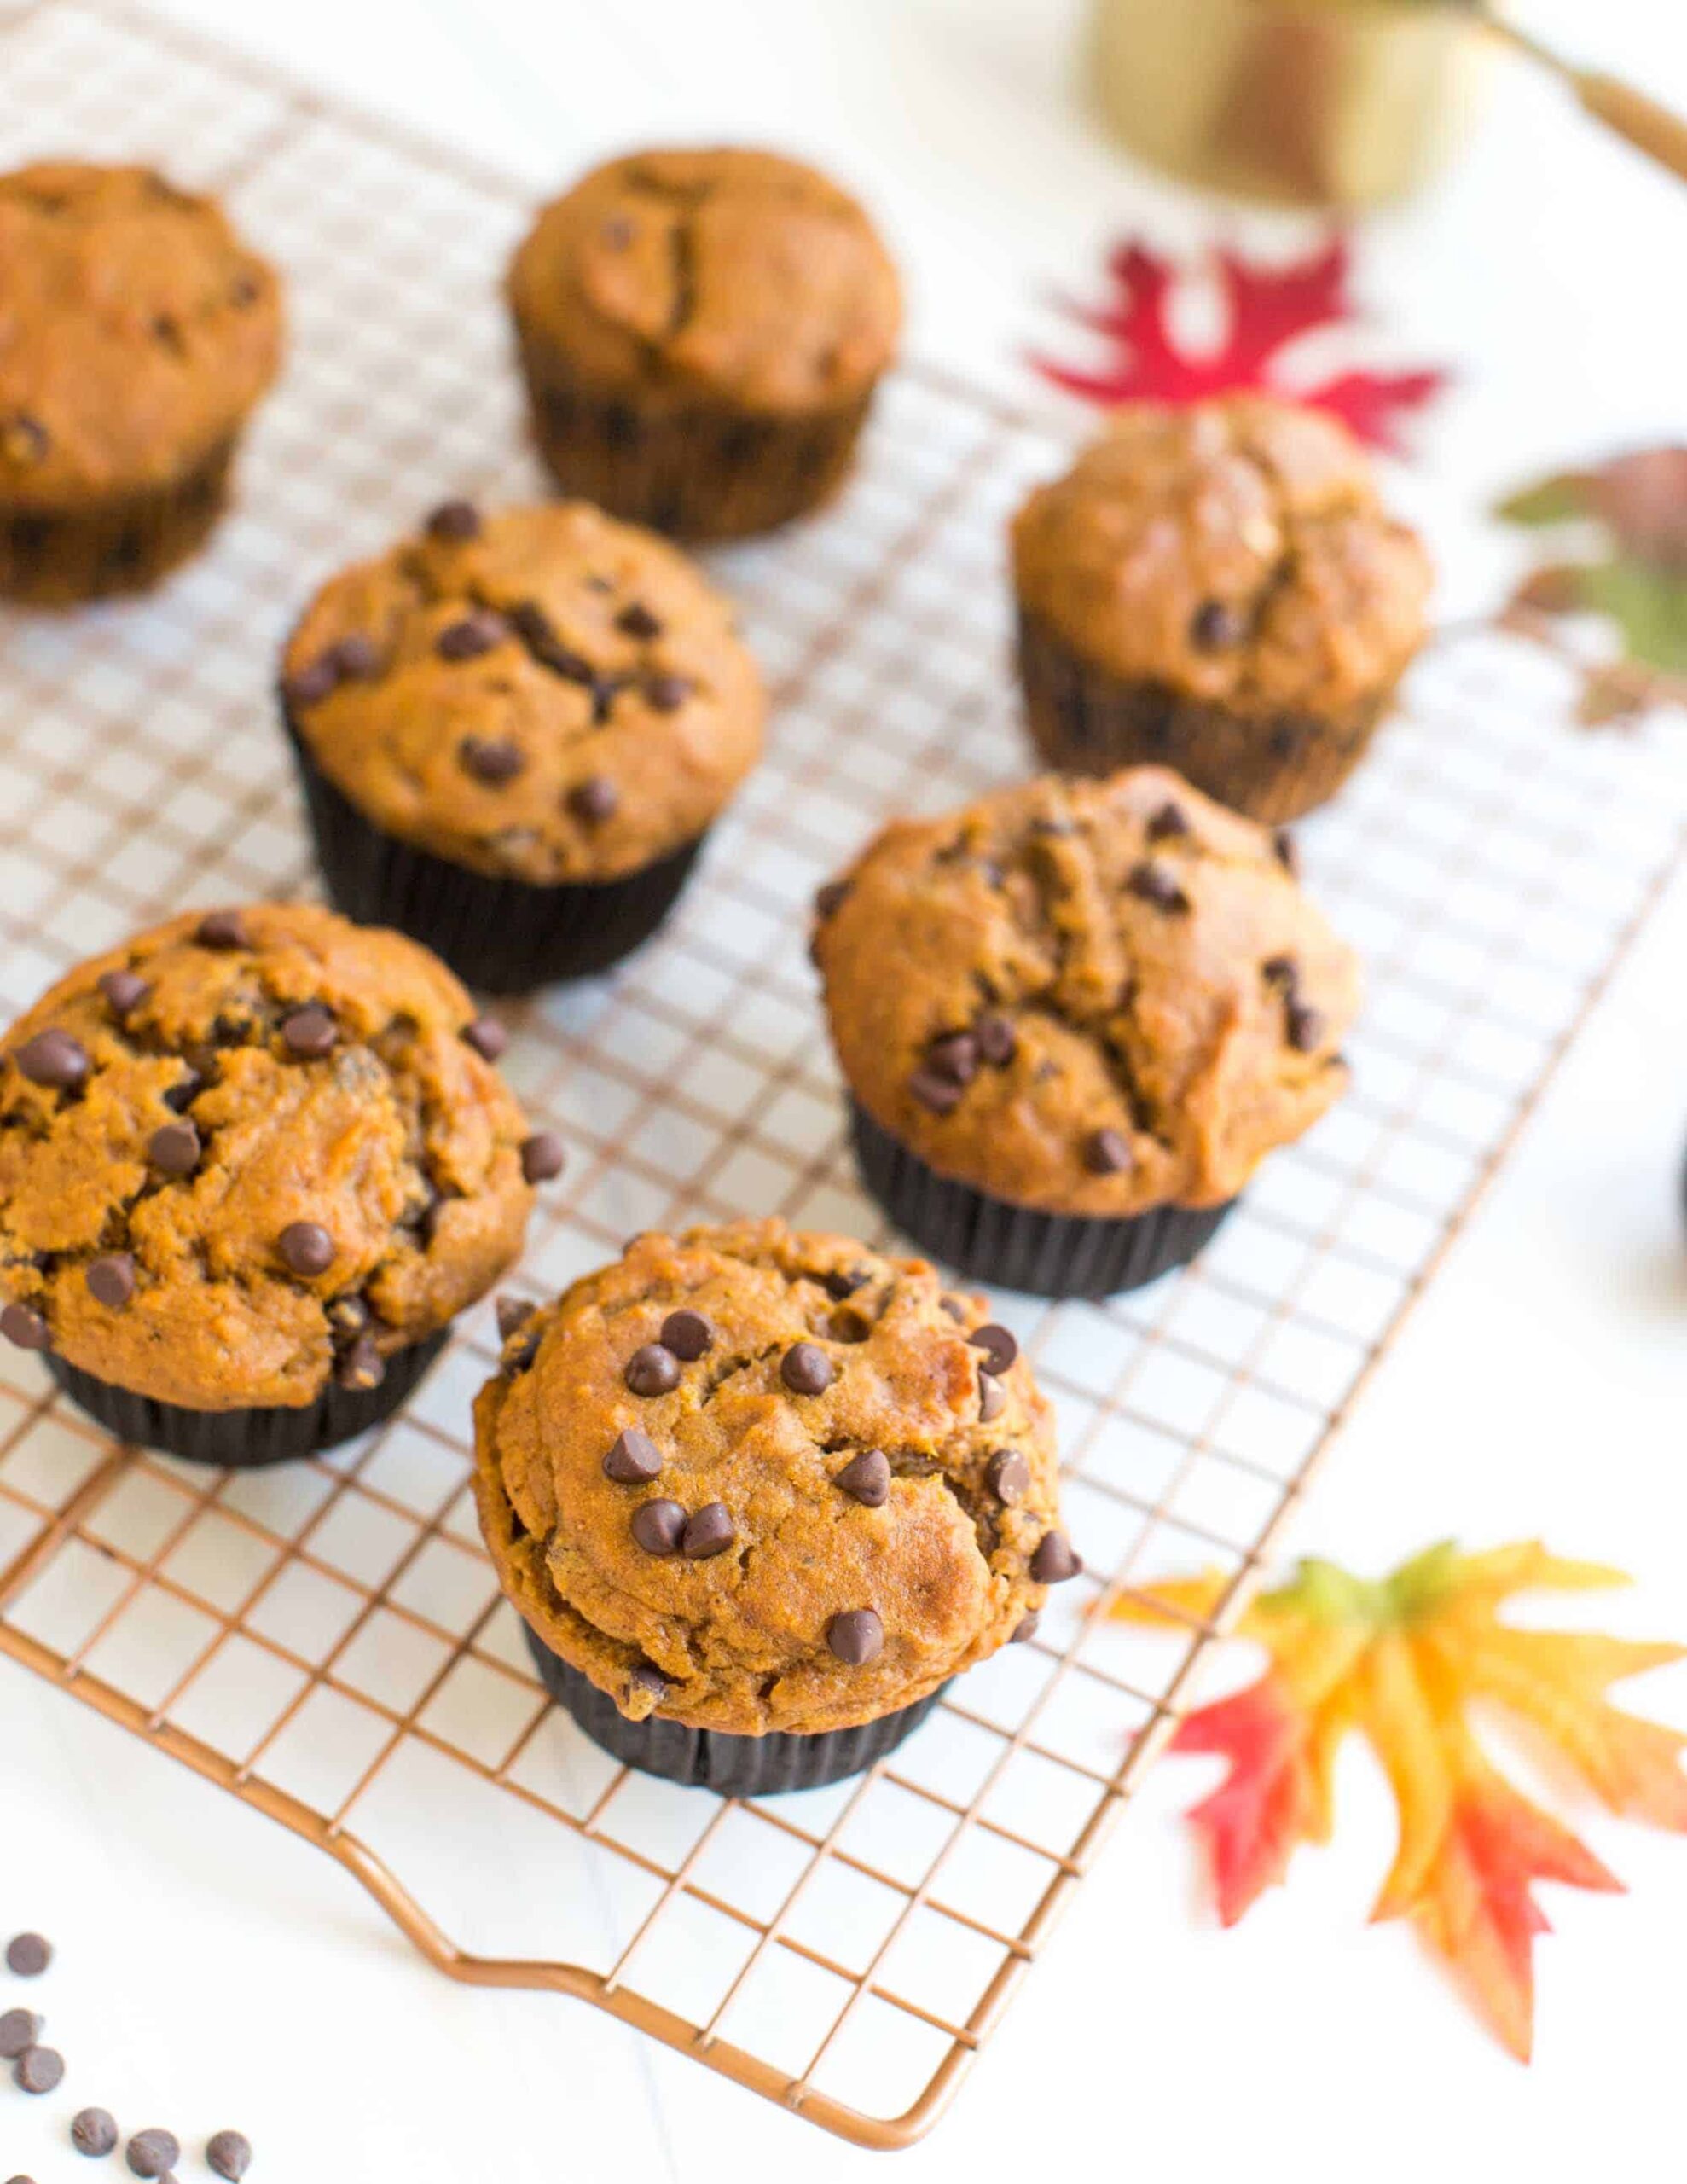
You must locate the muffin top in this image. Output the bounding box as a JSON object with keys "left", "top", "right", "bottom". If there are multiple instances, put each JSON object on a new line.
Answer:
{"left": 473, "top": 1220, "right": 1076, "bottom": 1738}
{"left": 0, "top": 905, "right": 552, "bottom": 1412}
{"left": 814, "top": 768, "right": 1360, "bottom": 1217}
{"left": 282, "top": 500, "right": 766, "bottom": 886}
{"left": 1011, "top": 397, "right": 1431, "bottom": 715}
{"left": 0, "top": 161, "right": 281, "bottom": 506}
{"left": 507, "top": 148, "right": 901, "bottom": 416}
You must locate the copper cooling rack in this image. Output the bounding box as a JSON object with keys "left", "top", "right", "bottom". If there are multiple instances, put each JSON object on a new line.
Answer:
{"left": 1, "top": 0, "right": 1684, "bottom": 2151}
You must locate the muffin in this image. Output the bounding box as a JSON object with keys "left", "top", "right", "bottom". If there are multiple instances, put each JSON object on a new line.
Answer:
{"left": 0, "top": 905, "right": 557, "bottom": 1464}
{"left": 1011, "top": 397, "right": 1431, "bottom": 822}
{"left": 281, "top": 499, "right": 765, "bottom": 991}
{"left": 0, "top": 161, "right": 281, "bottom": 606}
{"left": 507, "top": 148, "right": 901, "bottom": 541}
{"left": 814, "top": 768, "right": 1360, "bottom": 1298}
{"left": 473, "top": 1220, "right": 1077, "bottom": 1794}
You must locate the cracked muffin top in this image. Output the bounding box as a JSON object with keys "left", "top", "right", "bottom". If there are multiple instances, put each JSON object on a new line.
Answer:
{"left": 473, "top": 1220, "right": 1077, "bottom": 1738}
{"left": 0, "top": 161, "right": 281, "bottom": 506}
{"left": 1011, "top": 397, "right": 1430, "bottom": 715}
{"left": 507, "top": 148, "right": 901, "bottom": 416}
{"left": 281, "top": 500, "right": 766, "bottom": 886}
{"left": 0, "top": 905, "right": 552, "bottom": 1411}
{"left": 814, "top": 767, "right": 1360, "bottom": 1217}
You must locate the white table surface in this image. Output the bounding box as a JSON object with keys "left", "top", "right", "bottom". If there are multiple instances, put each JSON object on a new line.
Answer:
{"left": 5, "top": 3, "right": 1687, "bottom": 2177}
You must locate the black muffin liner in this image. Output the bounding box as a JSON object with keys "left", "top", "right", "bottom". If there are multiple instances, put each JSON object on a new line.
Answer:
{"left": 1016, "top": 607, "right": 1388, "bottom": 825}
{"left": 850, "top": 1099, "right": 1233, "bottom": 1299}
{"left": 45, "top": 1328, "right": 449, "bottom": 1467}
{"left": 522, "top": 1623, "right": 948, "bottom": 1796}
{"left": 0, "top": 434, "right": 237, "bottom": 607}
{"left": 283, "top": 703, "right": 703, "bottom": 992}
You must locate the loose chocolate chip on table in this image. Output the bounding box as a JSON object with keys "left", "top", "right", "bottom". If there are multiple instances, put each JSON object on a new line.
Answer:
{"left": 2, "top": 1935, "right": 49, "bottom": 1981}
{"left": 282, "top": 654, "right": 339, "bottom": 708}
{"left": 437, "top": 611, "right": 507, "bottom": 663}
{"left": 615, "top": 601, "right": 661, "bottom": 639}
{"left": 125, "top": 2131, "right": 179, "bottom": 2178}
{"left": 5, "top": 2173, "right": 33, "bottom": 2182}
{"left": 278, "top": 1222, "right": 334, "bottom": 1277}
{"left": 329, "top": 633, "right": 380, "bottom": 681}
{"left": 681, "top": 1502, "right": 735, "bottom": 1560}
{"left": 780, "top": 1342, "right": 833, "bottom": 1396}
{"left": 1030, "top": 1531, "right": 1082, "bottom": 1583}
{"left": 814, "top": 879, "right": 850, "bottom": 921}
{"left": 205, "top": 2132, "right": 251, "bottom": 2180}
{"left": 1, "top": 1303, "right": 49, "bottom": 1352}
{"left": 461, "top": 1016, "right": 507, "bottom": 1062}
{"left": 148, "top": 1119, "right": 200, "bottom": 1175}
{"left": 988, "top": 1449, "right": 1030, "bottom": 1502}
{"left": 643, "top": 673, "right": 689, "bottom": 712}
{"left": 459, "top": 735, "right": 525, "bottom": 785}
{"left": 99, "top": 968, "right": 148, "bottom": 1017}
{"left": 908, "top": 1066, "right": 964, "bottom": 1116}
{"left": 1010, "top": 1611, "right": 1041, "bottom": 1644}
{"left": 625, "top": 1343, "right": 681, "bottom": 1397}
{"left": 0, "top": 2007, "right": 39, "bottom": 2057}
{"left": 567, "top": 775, "right": 619, "bottom": 824}
{"left": 827, "top": 1608, "right": 884, "bottom": 1666}
{"left": 281, "top": 1004, "right": 337, "bottom": 1059}
{"left": 1285, "top": 1000, "right": 1324, "bottom": 1053}
{"left": 1084, "top": 1127, "right": 1132, "bottom": 1176}
{"left": 974, "top": 1014, "right": 1017, "bottom": 1066}
{"left": 195, "top": 909, "right": 246, "bottom": 950}
{"left": 1146, "top": 799, "right": 1191, "bottom": 842}
{"left": 520, "top": 1132, "right": 565, "bottom": 1184}
{"left": 925, "top": 1031, "right": 978, "bottom": 1087}
{"left": 969, "top": 1322, "right": 1017, "bottom": 1374}
{"left": 495, "top": 1295, "right": 534, "bottom": 1341}
{"left": 425, "top": 498, "right": 480, "bottom": 542}
{"left": 85, "top": 1254, "right": 136, "bottom": 1308}
{"left": 977, "top": 1370, "right": 1007, "bottom": 1424}
{"left": 72, "top": 2108, "right": 119, "bottom": 2157}
{"left": 659, "top": 1309, "right": 712, "bottom": 1361}
{"left": 834, "top": 1449, "right": 890, "bottom": 1507}
{"left": 336, "top": 1333, "right": 385, "bottom": 1392}
{"left": 14, "top": 1029, "right": 90, "bottom": 1090}
{"left": 1125, "top": 861, "right": 1190, "bottom": 915}
{"left": 1272, "top": 828, "right": 1299, "bottom": 877}
{"left": 1261, "top": 954, "right": 1297, "bottom": 990}
{"left": 603, "top": 1427, "right": 662, "bottom": 1484}
{"left": 631, "top": 1498, "right": 687, "bottom": 1556}
{"left": 14, "top": 2045, "right": 63, "bottom": 2094}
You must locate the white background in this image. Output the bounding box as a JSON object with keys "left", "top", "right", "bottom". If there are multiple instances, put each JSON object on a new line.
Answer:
{"left": 5, "top": 3, "right": 1686, "bottom": 2178}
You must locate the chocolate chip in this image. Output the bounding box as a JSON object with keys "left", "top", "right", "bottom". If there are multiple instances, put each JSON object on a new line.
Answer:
{"left": 195, "top": 909, "right": 246, "bottom": 950}
{"left": 625, "top": 1343, "right": 681, "bottom": 1397}
{"left": 162, "top": 1072, "right": 200, "bottom": 1114}
{"left": 1, "top": 1303, "right": 49, "bottom": 1351}
{"left": 780, "top": 1342, "right": 832, "bottom": 1396}
{"left": 281, "top": 1004, "right": 337, "bottom": 1059}
{"left": 86, "top": 1253, "right": 136, "bottom": 1308}
{"left": 125, "top": 2131, "right": 179, "bottom": 2178}
{"left": 1261, "top": 954, "right": 1298, "bottom": 990}
{"left": 148, "top": 1119, "right": 200, "bottom": 1176}
{"left": 1285, "top": 1000, "right": 1324, "bottom": 1052}
{"left": 1125, "top": 861, "right": 1190, "bottom": 915}
{"left": 14, "top": 1029, "right": 89, "bottom": 1090}
{"left": 495, "top": 1295, "right": 534, "bottom": 1341}
{"left": 520, "top": 1132, "right": 565, "bottom": 1184}
{"left": 14, "top": 2046, "right": 62, "bottom": 2095}
{"left": 908, "top": 1066, "right": 965, "bottom": 1115}
{"left": 834, "top": 1449, "right": 890, "bottom": 1507}
{"left": 814, "top": 879, "right": 850, "bottom": 921}
{"left": 504, "top": 1330, "right": 541, "bottom": 1377}
{"left": 1085, "top": 1127, "right": 1133, "bottom": 1176}
{"left": 659, "top": 1309, "right": 712, "bottom": 1361}
{"left": 426, "top": 499, "right": 480, "bottom": 542}
{"left": 99, "top": 968, "right": 148, "bottom": 1017}
{"left": 1030, "top": 1531, "right": 1081, "bottom": 1583}
{"left": 0, "top": 2009, "right": 39, "bottom": 2058}
{"left": 1191, "top": 598, "right": 1245, "bottom": 649}
{"left": 977, "top": 1370, "right": 1007, "bottom": 1423}
{"left": 462, "top": 1016, "right": 507, "bottom": 1062}
{"left": 2, "top": 412, "right": 49, "bottom": 464}
{"left": 330, "top": 633, "right": 379, "bottom": 681}
{"left": 988, "top": 1449, "right": 1030, "bottom": 1502}
{"left": 926, "top": 1031, "right": 978, "bottom": 1087}
{"left": 437, "top": 610, "right": 507, "bottom": 662}
{"left": 282, "top": 653, "right": 339, "bottom": 708}
{"left": 939, "top": 1296, "right": 967, "bottom": 1321}
{"left": 278, "top": 1222, "right": 333, "bottom": 1277}
{"left": 568, "top": 776, "right": 618, "bottom": 824}
{"left": 1010, "top": 1611, "right": 1040, "bottom": 1643}
{"left": 969, "top": 1322, "right": 1017, "bottom": 1374}
{"left": 72, "top": 2109, "right": 119, "bottom": 2157}
{"left": 1272, "top": 828, "right": 1299, "bottom": 878}
{"left": 1146, "top": 800, "right": 1190, "bottom": 842}
{"left": 681, "top": 1502, "right": 735, "bottom": 1560}
{"left": 206, "top": 2134, "right": 252, "bottom": 2181}
{"left": 600, "top": 216, "right": 635, "bottom": 249}
{"left": 974, "top": 1014, "right": 1017, "bottom": 1066}
{"left": 630, "top": 1498, "right": 686, "bottom": 1555}
{"left": 604, "top": 1427, "right": 662, "bottom": 1484}
{"left": 328, "top": 1296, "right": 370, "bottom": 1342}
{"left": 459, "top": 735, "right": 525, "bottom": 785}
{"left": 627, "top": 1664, "right": 667, "bottom": 1707}
{"left": 616, "top": 601, "right": 661, "bottom": 639}
{"left": 822, "top": 1267, "right": 867, "bottom": 1300}
{"left": 643, "top": 673, "right": 689, "bottom": 712}
{"left": 336, "top": 1333, "right": 385, "bottom": 1391}
{"left": 827, "top": 1608, "right": 883, "bottom": 1665}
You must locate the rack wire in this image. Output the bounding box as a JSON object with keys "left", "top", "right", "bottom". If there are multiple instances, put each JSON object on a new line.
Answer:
{"left": 0, "top": 0, "right": 1683, "bottom": 2148}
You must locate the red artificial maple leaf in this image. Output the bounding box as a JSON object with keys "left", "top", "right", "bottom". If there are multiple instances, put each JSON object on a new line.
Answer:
{"left": 1031, "top": 237, "right": 1447, "bottom": 452}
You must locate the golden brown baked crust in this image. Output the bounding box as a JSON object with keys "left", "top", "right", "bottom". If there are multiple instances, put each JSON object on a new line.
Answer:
{"left": 0, "top": 162, "right": 281, "bottom": 507}
{"left": 281, "top": 501, "right": 765, "bottom": 886}
{"left": 1011, "top": 397, "right": 1430, "bottom": 716}
{"left": 507, "top": 148, "right": 901, "bottom": 418}
{"left": 473, "top": 1221, "right": 1071, "bottom": 1737}
{"left": 0, "top": 906, "right": 537, "bottom": 1410}
{"left": 815, "top": 768, "right": 1359, "bottom": 1217}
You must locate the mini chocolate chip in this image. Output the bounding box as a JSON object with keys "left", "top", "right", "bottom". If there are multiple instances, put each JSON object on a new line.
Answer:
{"left": 1010, "top": 1611, "right": 1041, "bottom": 1643}
{"left": 625, "top": 1343, "right": 681, "bottom": 1397}
{"left": 1146, "top": 801, "right": 1191, "bottom": 843}
{"left": 99, "top": 968, "right": 148, "bottom": 1017}
{"left": 1273, "top": 828, "right": 1299, "bottom": 877}
{"left": 437, "top": 610, "right": 507, "bottom": 661}
{"left": 0, "top": 2009, "right": 39, "bottom": 2058}
{"left": 336, "top": 1333, "right": 385, "bottom": 1391}
{"left": 462, "top": 1016, "right": 507, "bottom": 1061}
{"left": 14, "top": 1029, "right": 89, "bottom": 1090}
{"left": 520, "top": 1132, "right": 565, "bottom": 1183}
{"left": 426, "top": 499, "right": 480, "bottom": 542}
{"left": 616, "top": 601, "right": 662, "bottom": 639}
{"left": 631, "top": 1498, "right": 686, "bottom": 1555}
{"left": 195, "top": 909, "right": 246, "bottom": 950}
{"left": 643, "top": 673, "right": 689, "bottom": 712}
{"left": 1125, "top": 861, "right": 1190, "bottom": 914}
{"left": 988, "top": 1449, "right": 1030, "bottom": 1502}
{"left": 659, "top": 1309, "right": 712, "bottom": 1361}
{"left": 1085, "top": 1127, "right": 1133, "bottom": 1176}
{"left": 814, "top": 879, "right": 850, "bottom": 921}
{"left": 604, "top": 1427, "right": 662, "bottom": 1484}
{"left": 926, "top": 1031, "right": 978, "bottom": 1087}
{"left": 125, "top": 2131, "right": 179, "bottom": 2178}
{"left": 330, "top": 633, "right": 379, "bottom": 681}
{"left": 278, "top": 1222, "right": 333, "bottom": 1277}
{"left": 282, "top": 653, "right": 339, "bottom": 708}
{"left": 974, "top": 1014, "right": 1017, "bottom": 1066}
{"left": 86, "top": 1253, "right": 136, "bottom": 1308}
{"left": 281, "top": 1004, "right": 337, "bottom": 1059}
{"left": 14, "top": 2045, "right": 62, "bottom": 2095}
{"left": 780, "top": 1342, "right": 832, "bottom": 1396}
{"left": 627, "top": 1664, "right": 667, "bottom": 1707}
{"left": 205, "top": 2134, "right": 252, "bottom": 2181}
{"left": 908, "top": 1066, "right": 964, "bottom": 1115}
{"left": 978, "top": 1370, "right": 1007, "bottom": 1423}
{"left": 459, "top": 735, "right": 525, "bottom": 784}
{"left": 681, "top": 1502, "right": 735, "bottom": 1560}
{"left": 1, "top": 1303, "right": 49, "bottom": 1351}
{"left": 1030, "top": 1531, "right": 1082, "bottom": 1583}
{"left": 1286, "top": 1000, "right": 1324, "bottom": 1052}
{"left": 834, "top": 1449, "right": 890, "bottom": 1507}
{"left": 1261, "top": 954, "right": 1298, "bottom": 990}
{"left": 568, "top": 776, "right": 618, "bottom": 824}
{"left": 2, "top": 412, "right": 49, "bottom": 464}
{"left": 72, "top": 2106, "right": 119, "bottom": 2156}
{"left": 496, "top": 1295, "right": 534, "bottom": 1341}
{"left": 148, "top": 1119, "right": 200, "bottom": 1175}
{"left": 827, "top": 1608, "right": 883, "bottom": 1665}
{"left": 1191, "top": 598, "right": 1245, "bottom": 649}
{"left": 970, "top": 1322, "right": 1017, "bottom": 1374}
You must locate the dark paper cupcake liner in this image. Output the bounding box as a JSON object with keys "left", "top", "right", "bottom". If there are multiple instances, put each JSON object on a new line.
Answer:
{"left": 523, "top": 1623, "right": 948, "bottom": 1796}
{"left": 513, "top": 334, "right": 873, "bottom": 541}
{"left": 0, "top": 433, "right": 237, "bottom": 607}
{"left": 284, "top": 703, "right": 703, "bottom": 992}
{"left": 46, "top": 1328, "right": 449, "bottom": 1467}
{"left": 1017, "top": 607, "right": 1387, "bottom": 825}
{"left": 850, "top": 1099, "right": 1233, "bottom": 1299}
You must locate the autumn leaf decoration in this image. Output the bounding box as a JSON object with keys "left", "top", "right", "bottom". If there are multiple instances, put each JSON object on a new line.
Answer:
{"left": 1030, "top": 236, "right": 1447, "bottom": 452}
{"left": 1116, "top": 1542, "right": 1687, "bottom": 2059}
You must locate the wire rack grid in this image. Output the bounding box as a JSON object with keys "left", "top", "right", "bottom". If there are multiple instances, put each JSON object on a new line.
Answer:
{"left": 0, "top": 0, "right": 1684, "bottom": 2151}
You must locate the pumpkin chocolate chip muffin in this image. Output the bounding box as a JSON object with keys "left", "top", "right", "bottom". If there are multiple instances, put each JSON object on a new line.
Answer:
{"left": 0, "top": 161, "right": 281, "bottom": 606}
{"left": 507, "top": 148, "right": 901, "bottom": 541}
{"left": 473, "top": 1219, "right": 1076, "bottom": 1793}
{"left": 814, "top": 768, "right": 1360, "bottom": 1298}
{"left": 0, "top": 904, "right": 556, "bottom": 1464}
{"left": 1011, "top": 396, "right": 1431, "bottom": 822}
{"left": 281, "top": 499, "right": 765, "bottom": 990}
